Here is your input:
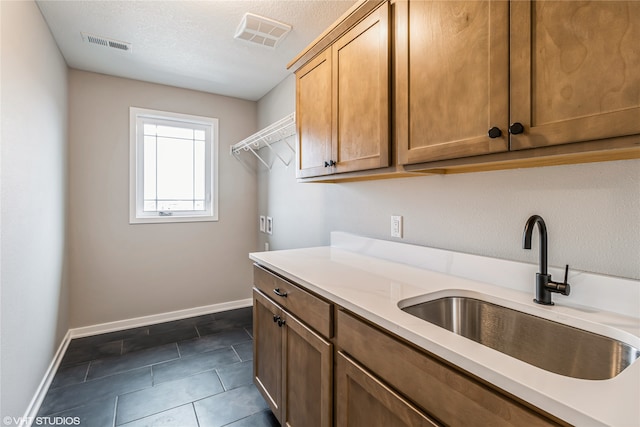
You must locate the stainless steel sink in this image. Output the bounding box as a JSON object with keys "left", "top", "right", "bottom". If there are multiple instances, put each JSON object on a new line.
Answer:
{"left": 400, "top": 296, "right": 640, "bottom": 380}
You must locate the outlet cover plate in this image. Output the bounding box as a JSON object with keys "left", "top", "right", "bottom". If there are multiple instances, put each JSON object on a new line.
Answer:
{"left": 266, "top": 216, "right": 273, "bottom": 235}
{"left": 391, "top": 215, "right": 403, "bottom": 238}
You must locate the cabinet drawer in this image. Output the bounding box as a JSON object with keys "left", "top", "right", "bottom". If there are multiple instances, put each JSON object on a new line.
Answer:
{"left": 336, "top": 310, "right": 564, "bottom": 427}
{"left": 254, "top": 264, "right": 333, "bottom": 338}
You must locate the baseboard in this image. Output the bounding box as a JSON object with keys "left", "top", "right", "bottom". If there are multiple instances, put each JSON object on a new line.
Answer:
{"left": 20, "top": 330, "right": 72, "bottom": 427}
{"left": 22, "top": 297, "right": 253, "bottom": 426}
{"left": 69, "top": 298, "right": 253, "bottom": 338}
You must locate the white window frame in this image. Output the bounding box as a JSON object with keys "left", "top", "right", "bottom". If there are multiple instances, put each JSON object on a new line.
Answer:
{"left": 129, "top": 107, "right": 218, "bottom": 224}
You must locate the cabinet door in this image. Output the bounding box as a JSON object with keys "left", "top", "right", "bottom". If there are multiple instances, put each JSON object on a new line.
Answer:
{"left": 336, "top": 352, "right": 439, "bottom": 427}
{"left": 332, "top": 2, "right": 390, "bottom": 174}
{"left": 282, "top": 313, "right": 332, "bottom": 427}
{"left": 396, "top": 0, "right": 509, "bottom": 164}
{"left": 296, "top": 49, "right": 333, "bottom": 178}
{"left": 253, "top": 290, "right": 283, "bottom": 423}
{"left": 510, "top": 0, "right": 640, "bottom": 150}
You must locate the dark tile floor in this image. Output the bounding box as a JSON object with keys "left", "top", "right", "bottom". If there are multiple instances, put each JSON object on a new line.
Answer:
{"left": 38, "top": 307, "right": 280, "bottom": 427}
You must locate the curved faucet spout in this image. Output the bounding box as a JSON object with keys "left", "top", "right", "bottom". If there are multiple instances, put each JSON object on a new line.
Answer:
{"left": 523, "top": 215, "right": 548, "bottom": 275}
{"left": 522, "top": 215, "right": 570, "bottom": 305}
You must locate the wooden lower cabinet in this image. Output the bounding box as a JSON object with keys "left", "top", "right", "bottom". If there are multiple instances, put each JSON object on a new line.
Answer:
{"left": 336, "top": 310, "right": 566, "bottom": 427}
{"left": 254, "top": 266, "right": 568, "bottom": 427}
{"left": 336, "top": 351, "right": 439, "bottom": 427}
{"left": 253, "top": 289, "right": 332, "bottom": 427}
{"left": 253, "top": 289, "right": 282, "bottom": 419}
{"left": 284, "top": 312, "right": 332, "bottom": 427}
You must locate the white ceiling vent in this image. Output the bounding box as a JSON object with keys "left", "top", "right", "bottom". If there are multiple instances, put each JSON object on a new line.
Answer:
{"left": 81, "top": 32, "right": 132, "bottom": 52}
{"left": 234, "top": 13, "right": 291, "bottom": 48}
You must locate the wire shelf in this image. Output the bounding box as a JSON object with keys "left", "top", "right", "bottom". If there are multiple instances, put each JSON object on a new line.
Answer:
{"left": 230, "top": 112, "right": 296, "bottom": 169}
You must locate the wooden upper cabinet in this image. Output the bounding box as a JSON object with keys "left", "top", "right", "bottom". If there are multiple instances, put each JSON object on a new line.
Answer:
{"left": 293, "top": 0, "right": 639, "bottom": 178}
{"left": 295, "top": 2, "right": 390, "bottom": 178}
{"left": 396, "top": 0, "right": 510, "bottom": 165}
{"left": 510, "top": 0, "right": 640, "bottom": 150}
{"left": 297, "top": 49, "right": 333, "bottom": 178}
{"left": 332, "top": 3, "right": 390, "bottom": 174}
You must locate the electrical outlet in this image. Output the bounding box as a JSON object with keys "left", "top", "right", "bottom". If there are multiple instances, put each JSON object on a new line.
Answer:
{"left": 266, "top": 216, "right": 273, "bottom": 235}
{"left": 391, "top": 215, "right": 403, "bottom": 238}
{"left": 259, "top": 216, "right": 266, "bottom": 233}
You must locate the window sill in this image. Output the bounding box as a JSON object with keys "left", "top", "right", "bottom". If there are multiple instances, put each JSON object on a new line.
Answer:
{"left": 129, "top": 215, "right": 218, "bottom": 225}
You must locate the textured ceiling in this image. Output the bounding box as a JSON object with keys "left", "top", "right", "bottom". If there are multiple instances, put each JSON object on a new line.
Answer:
{"left": 36, "top": 1, "right": 357, "bottom": 101}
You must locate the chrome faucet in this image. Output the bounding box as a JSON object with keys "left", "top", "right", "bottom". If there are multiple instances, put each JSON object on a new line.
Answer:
{"left": 522, "top": 215, "right": 570, "bottom": 305}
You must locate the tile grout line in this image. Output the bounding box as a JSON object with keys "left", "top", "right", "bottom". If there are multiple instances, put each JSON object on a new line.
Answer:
{"left": 219, "top": 412, "right": 256, "bottom": 427}
{"left": 243, "top": 326, "right": 253, "bottom": 340}
{"left": 230, "top": 345, "right": 242, "bottom": 362}
{"left": 150, "top": 364, "right": 154, "bottom": 386}
{"left": 118, "top": 387, "right": 227, "bottom": 427}
{"left": 192, "top": 402, "right": 201, "bottom": 427}
{"left": 83, "top": 361, "right": 91, "bottom": 383}
{"left": 214, "top": 368, "right": 227, "bottom": 392}
{"left": 112, "top": 395, "right": 119, "bottom": 427}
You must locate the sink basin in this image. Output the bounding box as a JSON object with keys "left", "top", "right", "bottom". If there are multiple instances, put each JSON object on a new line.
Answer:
{"left": 400, "top": 295, "right": 640, "bottom": 380}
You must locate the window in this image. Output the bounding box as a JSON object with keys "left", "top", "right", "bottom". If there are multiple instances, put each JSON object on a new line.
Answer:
{"left": 129, "top": 107, "right": 218, "bottom": 224}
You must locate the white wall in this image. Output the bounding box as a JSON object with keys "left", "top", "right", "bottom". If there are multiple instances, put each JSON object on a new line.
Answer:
{"left": 257, "top": 75, "right": 329, "bottom": 252}
{"left": 68, "top": 70, "right": 259, "bottom": 328}
{"left": 257, "top": 75, "right": 640, "bottom": 280}
{"left": 1, "top": 0, "right": 69, "bottom": 418}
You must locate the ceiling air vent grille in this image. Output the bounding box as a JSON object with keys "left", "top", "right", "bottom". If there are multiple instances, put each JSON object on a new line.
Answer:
{"left": 81, "top": 32, "right": 132, "bottom": 52}
{"left": 234, "top": 13, "right": 291, "bottom": 49}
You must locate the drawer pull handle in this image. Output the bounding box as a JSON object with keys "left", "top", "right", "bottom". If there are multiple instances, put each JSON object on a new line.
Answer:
{"left": 277, "top": 318, "right": 286, "bottom": 327}
{"left": 273, "top": 315, "right": 281, "bottom": 323}
{"left": 273, "top": 288, "right": 288, "bottom": 298}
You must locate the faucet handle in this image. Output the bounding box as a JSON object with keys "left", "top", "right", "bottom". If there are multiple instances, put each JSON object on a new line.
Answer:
{"left": 548, "top": 264, "right": 571, "bottom": 296}
{"left": 556, "top": 282, "right": 570, "bottom": 296}
{"left": 560, "top": 264, "right": 571, "bottom": 296}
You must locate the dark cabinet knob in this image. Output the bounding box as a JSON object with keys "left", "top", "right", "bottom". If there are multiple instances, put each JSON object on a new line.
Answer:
{"left": 273, "top": 315, "right": 280, "bottom": 323}
{"left": 487, "top": 127, "right": 502, "bottom": 138}
{"left": 324, "top": 160, "right": 336, "bottom": 167}
{"left": 509, "top": 122, "right": 525, "bottom": 135}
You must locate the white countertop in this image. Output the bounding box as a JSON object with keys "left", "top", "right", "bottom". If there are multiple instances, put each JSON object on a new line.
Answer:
{"left": 250, "top": 232, "right": 640, "bottom": 427}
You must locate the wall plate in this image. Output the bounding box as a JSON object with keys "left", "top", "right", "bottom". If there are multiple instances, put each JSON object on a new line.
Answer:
{"left": 260, "top": 216, "right": 266, "bottom": 233}
{"left": 391, "top": 215, "right": 403, "bottom": 238}
{"left": 266, "top": 216, "right": 273, "bottom": 235}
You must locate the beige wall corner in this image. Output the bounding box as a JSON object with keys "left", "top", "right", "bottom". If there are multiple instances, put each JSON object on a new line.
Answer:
{"left": 1, "top": 0, "right": 69, "bottom": 418}
{"left": 67, "top": 70, "right": 259, "bottom": 328}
